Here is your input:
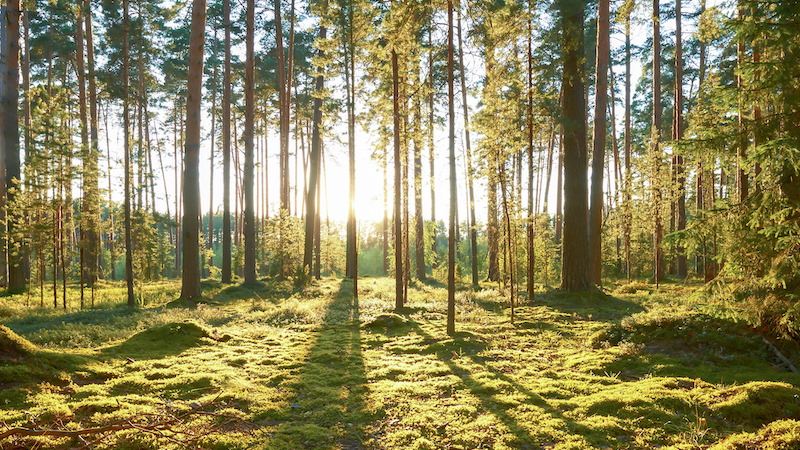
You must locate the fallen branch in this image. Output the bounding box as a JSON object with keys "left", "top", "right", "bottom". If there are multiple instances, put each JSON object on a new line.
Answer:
{"left": 0, "top": 396, "right": 238, "bottom": 445}
{"left": 762, "top": 337, "right": 800, "bottom": 374}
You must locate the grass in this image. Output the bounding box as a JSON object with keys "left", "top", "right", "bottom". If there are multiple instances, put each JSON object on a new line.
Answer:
{"left": 0, "top": 277, "right": 798, "bottom": 449}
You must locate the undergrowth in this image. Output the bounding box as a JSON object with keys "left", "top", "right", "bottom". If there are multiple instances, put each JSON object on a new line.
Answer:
{"left": 0, "top": 277, "right": 798, "bottom": 449}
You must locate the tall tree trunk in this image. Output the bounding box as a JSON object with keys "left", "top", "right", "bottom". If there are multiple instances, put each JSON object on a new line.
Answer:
{"left": 624, "top": 0, "right": 632, "bottom": 281}
{"left": 76, "top": 0, "right": 89, "bottom": 302}
{"left": 486, "top": 49, "right": 499, "bottom": 283}
{"left": 123, "top": 0, "right": 135, "bottom": 305}
{"left": 345, "top": 3, "right": 357, "bottom": 279}
{"left": 559, "top": 0, "right": 591, "bottom": 292}
{"left": 208, "top": 29, "right": 218, "bottom": 277}
{"left": 243, "top": 0, "right": 256, "bottom": 284}
{"left": 736, "top": 0, "right": 748, "bottom": 203}
{"left": 589, "top": 0, "right": 609, "bottom": 287}
{"left": 652, "top": 0, "right": 665, "bottom": 283}
{"left": 526, "top": 9, "right": 535, "bottom": 297}
{"left": 674, "top": 0, "right": 687, "bottom": 278}
{"left": 85, "top": 1, "right": 99, "bottom": 287}
{"left": 304, "top": 2, "right": 327, "bottom": 273}
{"left": 275, "top": 0, "right": 289, "bottom": 277}
{"left": 414, "top": 61, "right": 425, "bottom": 281}
{"left": 446, "top": 0, "right": 456, "bottom": 336}
{"left": 393, "top": 49, "right": 403, "bottom": 310}
{"left": 3, "top": 0, "right": 22, "bottom": 293}
{"left": 180, "top": 0, "right": 206, "bottom": 301}
{"left": 428, "top": 27, "right": 436, "bottom": 261}
{"left": 222, "top": 0, "right": 232, "bottom": 283}
{"left": 458, "top": 5, "right": 478, "bottom": 286}
{"left": 383, "top": 143, "right": 388, "bottom": 275}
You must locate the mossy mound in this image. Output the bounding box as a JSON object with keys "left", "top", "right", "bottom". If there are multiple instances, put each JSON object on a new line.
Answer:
{"left": 104, "top": 322, "right": 211, "bottom": 359}
{"left": 711, "top": 419, "right": 800, "bottom": 450}
{"left": 364, "top": 313, "right": 409, "bottom": 330}
{"left": 590, "top": 310, "right": 760, "bottom": 358}
{"left": 0, "top": 324, "right": 38, "bottom": 362}
{"left": 704, "top": 382, "right": 800, "bottom": 426}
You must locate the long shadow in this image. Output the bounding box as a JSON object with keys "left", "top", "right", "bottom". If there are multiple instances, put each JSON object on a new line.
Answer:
{"left": 534, "top": 290, "right": 646, "bottom": 322}
{"left": 258, "top": 279, "right": 375, "bottom": 449}
{"left": 403, "top": 321, "right": 602, "bottom": 447}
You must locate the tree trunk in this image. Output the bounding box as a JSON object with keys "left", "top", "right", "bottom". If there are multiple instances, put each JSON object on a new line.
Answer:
{"left": 207, "top": 29, "right": 218, "bottom": 278}
{"left": 243, "top": 0, "right": 256, "bottom": 284}
{"left": 736, "top": 0, "right": 748, "bottom": 203}
{"left": 393, "top": 49, "right": 403, "bottom": 310}
{"left": 222, "top": 0, "right": 232, "bottom": 283}
{"left": 559, "top": 0, "right": 591, "bottom": 292}
{"left": 486, "top": 49, "right": 499, "bottom": 283}
{"left": 414, "top": 61, "right": 425, "bottom": 281}
{"left": 428, "top": 27, "right": 436, "bottom": 261}
{"left": 180, "top": 0, "right": 206, "bottom": 301}
{"left": 76, "top": 1, "right": 89, "bottom": 297}
{"left": 123, "top": 0, "right": 135, "bottom": 305}
{"left": 624, "top": 1, "right": 632, "bottom": 281}
{"left": 275, "top": 0, "right": 289, "bottom": 277}
{"left": 652, "top": 0, "right": 665, "bottom": 283}
{"left": 446, "top": 0, "right": 456, "bottom": 336}
{"left": 589, "top": 0, "right": 609, "bottom": 287}
{"left": 304, "top": 3, "right": 327, "bottom": 274}
{"left": 674, "top": 0, "right": 687, "bottom": 278}
{"left": 345, "top": 4, "right": 357, "bottom": 279}
{"left": 3, "top": 0, "right": 23, "bottom": 293}
{"left": 458, "top": 5, "right": 478, "bottom": 286}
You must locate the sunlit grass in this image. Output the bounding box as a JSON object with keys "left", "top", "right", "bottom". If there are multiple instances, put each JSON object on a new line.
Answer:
{"left": 0, "top": 277, "right": 798, "bottom": 449}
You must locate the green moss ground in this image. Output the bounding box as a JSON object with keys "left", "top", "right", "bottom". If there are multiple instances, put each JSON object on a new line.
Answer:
{"left": 0, "top": 277, "right": 798, "bottom": 449}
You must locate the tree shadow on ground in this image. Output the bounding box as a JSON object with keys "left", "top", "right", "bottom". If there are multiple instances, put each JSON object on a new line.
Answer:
{"left": 257, "top": 278, "right": 377, "bottom": 449}
{"left": 403, "top": 321, "right": 606, "bottom": 448}
{"left": 533, "top": 289, "right": 646, "bottom": 321}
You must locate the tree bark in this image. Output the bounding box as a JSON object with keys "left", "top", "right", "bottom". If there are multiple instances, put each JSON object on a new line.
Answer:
{"left": 123, "top": 0, "right": 135, "bottom": 304}
{"left": 559, "top": 0, "right": 591, "bottom": 292}
{"left": 304, "top": 2, "right": 327, "bottom": 274}
{"left": 3, "top": 0, "right": 23, "bottom": 293}
{"left": 180, "top": 0, "right": 206, "bottom": 301}
{"left": 243, "top": 0, "right": 256, "bottom": 284}
{"left": 457, "top": 5, "right": 477, "bottom": 287}
{"left": 446, "top": 0, "right": 456, "bottom": 336}
{"left": 393, "top": 49, "right": 403, "bottom": 310}
{"left": 674, "top": 0, "right": 686, "bottom": 278}
{"left": 652, "top": 0, "right": 665, "bottom": 283}
{"left": 589, "top": 0, "right": 609, "bottom": 287}
{"left": 222, "top": 0, "right": 232, "bottom": 283}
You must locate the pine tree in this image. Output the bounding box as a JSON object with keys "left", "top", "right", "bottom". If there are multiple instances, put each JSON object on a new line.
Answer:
{"left": 180, "top": 0, "right": 206, "bottom": 301}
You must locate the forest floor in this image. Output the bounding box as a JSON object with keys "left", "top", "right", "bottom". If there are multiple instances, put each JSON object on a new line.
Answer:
{"left": 0, "top": 276, "right": 799, "bottom": 449}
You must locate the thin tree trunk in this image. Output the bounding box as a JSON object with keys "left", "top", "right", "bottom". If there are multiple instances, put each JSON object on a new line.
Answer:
{"left": 123, "top": 0, "right": 135, "bottom": 305}
{"left": 624, "top": 2, "right": 632, "bottom": 281}
{"left": 589, "top": 0, "right": 610, "bottom": 287}
{"left": 208, "top": 28, "right": 218, "bottom": 277}
{"left": 428, "top": 27, "right": 436, "bottom": 261}
{"left": 458, "top": 5, "right": 478, "bottom": 286}
{"left": 303, "top": 3, "right": 326, "bottom": 274}
{"left": 446, "top": 0, "right": 456, "bottom": 336}
{"left": 275, "top": 0, "right": 289, "bottom": 277}
{"left": 674, "top": 0, "right": 687, "bottom": 278}
{"left": 222, "top": 0, "right": 232, "bottom": 283}
{"left": 652, "top": 0, "right": 665, "bottom": 283}
{"left": 243, "top": 0, "right": 256, "bottom": 284}
{"left": 393, "top": 49, "right": 403, "bottom": 310}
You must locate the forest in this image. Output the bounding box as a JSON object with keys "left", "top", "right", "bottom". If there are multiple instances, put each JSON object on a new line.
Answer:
{"left": 0, "top": 0, "right": 799, "bottom": 448}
